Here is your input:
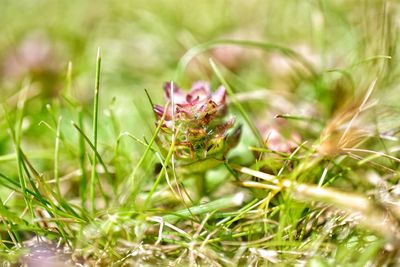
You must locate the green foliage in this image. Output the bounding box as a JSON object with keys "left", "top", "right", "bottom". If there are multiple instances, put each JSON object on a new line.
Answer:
{"left": 0, "top": 0, "right": 399, "bottom": 265}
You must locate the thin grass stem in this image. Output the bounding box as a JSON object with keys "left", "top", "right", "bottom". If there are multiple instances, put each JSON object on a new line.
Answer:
{"left": 90, "top": 48, "right": 101, "bottom": 213}
{"left": 54, "top": 116, "right": 62, "bottom": 197}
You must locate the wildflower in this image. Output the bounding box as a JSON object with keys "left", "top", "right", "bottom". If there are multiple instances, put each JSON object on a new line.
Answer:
{"left": 257, "top": 116, "right": 301, "bottom": 154}
{"left": 154, "top": 81, "right": 240, "bottom": 160}
{"left": 2, "top": 31, "right": 64, "bottom": 97}
{"left": 264, "top": 126, "right": 300, "bottom": 153}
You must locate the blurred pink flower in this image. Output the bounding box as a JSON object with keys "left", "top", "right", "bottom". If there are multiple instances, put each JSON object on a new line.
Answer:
{"left": 258, "top": 117, "right": 301, "bottom": 154}
{"left": 264, "top": 127, "right": 300, "bottom": 153}
{"left": 3, "top": 32, "right": 59, "bottom": 79}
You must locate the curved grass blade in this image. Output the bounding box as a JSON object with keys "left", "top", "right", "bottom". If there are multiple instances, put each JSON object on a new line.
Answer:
{"left": 175, "top": 39, "right": 317, "bottom": 82}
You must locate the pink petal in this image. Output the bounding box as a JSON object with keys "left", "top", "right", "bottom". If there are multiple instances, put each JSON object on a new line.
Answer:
{"left": 154, "top": 104, "right": 174, "bottom": 120}
{"left": 212, "top": 86, "right": 226, "bottom": 105}
{"left": 190, "top": 81, "right": 211, "bottom": 94}
{"left": 153, "top": 104, "right": 165, "bottom": 118}
{"left": 187, "top": 81, "right": 211, "bottom": 104}
{"left": 163, "top": 82, "right": 186, "bottom": 104}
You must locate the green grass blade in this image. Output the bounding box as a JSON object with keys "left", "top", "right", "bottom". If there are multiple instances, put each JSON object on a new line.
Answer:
{"left": 210, "top": 59, "right": 264, "bottom": 146}
{"left": 175, "top": 39, "right": 317, "bottom": 82}
{"left": 90, "top": 48, "right": 102, "bottom": 213}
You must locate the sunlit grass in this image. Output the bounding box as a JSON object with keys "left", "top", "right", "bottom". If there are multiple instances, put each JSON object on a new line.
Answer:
{"left": 0, "top": 0, "right": 399, "bottom": 266}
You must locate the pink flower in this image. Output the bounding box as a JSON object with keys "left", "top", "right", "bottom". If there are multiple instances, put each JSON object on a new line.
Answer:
{"left": 153, "top": 81, "right": 227, "bottom": 127}
{"left": 153, "top": 81, "right": 239, "bottom": 160}
{"left": 264, "top": 127, "right": 300, "bottom": 153}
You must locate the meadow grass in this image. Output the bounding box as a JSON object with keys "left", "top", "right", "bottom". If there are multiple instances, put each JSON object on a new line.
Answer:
{"left": 0, "top": 0, "right": 400, "bottom": 266}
